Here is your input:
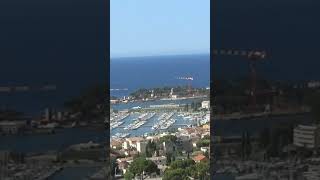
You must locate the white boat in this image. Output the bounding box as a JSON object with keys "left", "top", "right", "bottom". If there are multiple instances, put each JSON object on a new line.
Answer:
{"left": 235, "top": 173, "right": 261, "bottom": 180}
{"left": 124, "top": 113, "right": 155, "bottom": 130}
{"left": 152, "top": 112, "right": 175, "bottom": 130}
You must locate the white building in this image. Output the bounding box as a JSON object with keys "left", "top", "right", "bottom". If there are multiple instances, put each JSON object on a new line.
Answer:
{"left": 307, "top": 81, "right": 320, "bottom": 88}
{"left": 122, "top": 137, "right": 145, "bottom": 150}
{"left": 44, "top": 108, "right": 51, "bottom": 121}
{"left": 136, "top": 141, "right": 147, "bottom": 154}
{"left": 147, "top": 156, "right": 167, "bottom": 167}
{"left": 201, "top": 147, "right": 209, "bottom": 153}
{"left": 201, "top": 101, "right": 210, "bottom": 109}
{"left": 293, "top": 125, "right": 320, "bottom": 149}
{"left": 0, "top": 121, "right": 26, "bottom": 134}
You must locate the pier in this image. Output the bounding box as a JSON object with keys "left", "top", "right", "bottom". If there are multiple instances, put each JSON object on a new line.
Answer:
{"left": 34, "top": 166, "right": 62, "bottom": 180}
{"left": 117, "top": 123, "right": 190, "bottom": 128}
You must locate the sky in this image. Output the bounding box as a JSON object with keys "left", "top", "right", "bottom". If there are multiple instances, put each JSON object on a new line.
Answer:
{"left": 111, "top": 0, "right": 210, "bottom": 58}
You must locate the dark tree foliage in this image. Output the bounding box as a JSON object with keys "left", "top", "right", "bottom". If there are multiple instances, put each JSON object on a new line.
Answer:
{"left": 128, "top": 157, "right": 159, "bottom": 180}
{"left": 64, "top": 84, "right": 107, "bottom": 119}
{"left": 164, "top": 159, "right": 209, "bottom": 180}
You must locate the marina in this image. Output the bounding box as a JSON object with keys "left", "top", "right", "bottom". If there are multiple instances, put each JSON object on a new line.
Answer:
{"left": 152, "top": 112, "right": 175, "bottom": 130}
{"left": 123, "top": 112, "right": 156, "bottom": 130}
{"left": 110, "top": 112, "right": 130, "bottom": 129}
{"left": 110, "top": 110, "right": 209, "bottom": 138}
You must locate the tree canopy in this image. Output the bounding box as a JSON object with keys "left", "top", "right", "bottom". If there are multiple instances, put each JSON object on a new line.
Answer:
{"left": 163, "top": 159, "right": 209, "bottom": 180}
{"left": 127, "top": 157, "right": 159, "bottom": 180}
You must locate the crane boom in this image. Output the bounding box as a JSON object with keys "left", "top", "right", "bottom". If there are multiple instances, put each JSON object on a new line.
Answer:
{"left": 213, "top": 48, "right": 268, "bottom": 111}
{"left": 213, "top": 49, "right": 266, "bottom": 60}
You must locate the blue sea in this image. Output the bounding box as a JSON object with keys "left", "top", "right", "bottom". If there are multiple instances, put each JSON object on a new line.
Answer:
{"left": 0, "top": 0, "right": 106, "bottom": 115}
{"left": 111, "top": 54, "right": 210, "bottom": 97}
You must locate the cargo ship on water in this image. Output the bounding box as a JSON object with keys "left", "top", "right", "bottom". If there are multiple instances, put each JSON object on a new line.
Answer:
{"left": 124, "top": 112, "right": 156, "bottom": 130}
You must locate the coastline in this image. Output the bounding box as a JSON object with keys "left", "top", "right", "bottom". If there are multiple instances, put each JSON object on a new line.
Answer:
{"left": 213, "top": 110, "right": 311, "bottom": 121}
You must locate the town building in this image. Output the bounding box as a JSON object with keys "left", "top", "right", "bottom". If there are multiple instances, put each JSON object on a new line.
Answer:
{"left": 147, "top": 156, "right": 167, "bottom": 175}
{"left": 201, "top": 147, "right": 209, "bottom": 153}
{"left": 122, "top": 137, "right": 145, "bottom": 150}
{"left": 136, "top": 141, "right": 147, "bottom": 154}
{"left": 147, "top": 156, "right": 167, "bottom": 167}
{"left": 293, "top": 124, "right": 320, "bottom": 149}
{"left": 116, "top": 157, "right": 134, "bottom": 174}
{"left": 110, "top": 139, "right": 123, "bottom": 150}
{"left": 0, "top": 121, "right": 26, "bottom": 134}
{"left": 307, "top": 81, "right": 320, "bottom": 88}
{"left": 201, "top": 101, "right": 210, "bottom": 109}
{"left": 162, "top": 141, "right": 176, "bottom": 154}
{"left": 192, "top": 154, "right": 207, "bottom": 163}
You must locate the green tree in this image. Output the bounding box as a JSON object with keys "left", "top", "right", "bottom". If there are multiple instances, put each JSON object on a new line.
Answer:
{"left": 163, "top": 168, "right": 188, "bottom": 180}
{"left": 124, "top": 171, "right": 134, "bottom": 180}
{"left": 194, "top": 162, "right": 210, "bottom": 180}
{"left": 170, "top": 159, "right": 195, "bottom": 169}
{"left": 159, "top": 135, "right": 177, "bottom": 144}
{"left": 196, "top": 139, "right": 210, "bottom": 148}
{"left": 166, "top": 153, "right": 172, "bottom": 165}
{"left": 305, "top": 92, "right": 320, "bottom": 124}
{"left": 259, "top": 128, "right": 270, "bottom": 149}
{"left": 64, "top": 84, "right": 107, "bottom": 119}
{"left": 128, "top": 157, "right": 159, "bottom": 180}
{"left": 145, "top": 140, "right": 157, "bottom": 157}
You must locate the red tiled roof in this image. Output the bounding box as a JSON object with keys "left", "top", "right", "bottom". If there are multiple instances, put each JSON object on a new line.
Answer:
{"left": 192, "top": 154, "right": 207, "bottom": 162}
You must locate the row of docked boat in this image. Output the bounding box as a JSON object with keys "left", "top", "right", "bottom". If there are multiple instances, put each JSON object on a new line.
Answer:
{"left": 110, "top": 113, "right": 130, "bottom": 122}
{"left": 124, "top": 112, "right": 156, "bottom": 130}
{"left": 110, "top": 121, "right": 125, "bottom": 129}
{"left": 177, "top": 112, "right": 210, "bottom": 125}
{"left": 111, "top": 132, "right": 130, "bottom": 139}
{"left": 110, "top": 113, "right": 130, "bottom": 129}
{"left": 152, "top": 112, "right": 175, "bottom": 130}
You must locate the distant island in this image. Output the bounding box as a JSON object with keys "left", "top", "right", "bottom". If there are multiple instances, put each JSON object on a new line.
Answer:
{"left": 110, "top": 86, "right": 210, "bottom": 104}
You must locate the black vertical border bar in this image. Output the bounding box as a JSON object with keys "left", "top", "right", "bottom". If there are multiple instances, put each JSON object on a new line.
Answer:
{"left": 210, "top": 0, "right": 216, "bottom": 177}
{"left": 105, "top": 0, "right": 110, "bottom": 178}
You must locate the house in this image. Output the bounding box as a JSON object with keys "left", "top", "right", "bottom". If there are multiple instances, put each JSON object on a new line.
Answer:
{"left": 0, "top": 121, "right": 26, "bottom": 134}
{"left": 201, "top": 101, "right": 210, "bottom": 109}
{"left": 123, "top": 137, "right": 145, "bottom": 150}
{"left": 146, "top": 135, "right": 161, "bottom": 142}
{"left": 136, "top": 141, "right": 147, "bottom": 154}
{"left": 202, "top": 124, "right": 210, "bottom": 130}
{"left": 118, "top": 161, "right": 129, "bottom": 174}
{"left": 117, "top": 157, "right": 134, "bottom": 164}
{"left": 192, "top": 154, "right": 207, "bottom": 163}
{"left": 293, "top": 124, "right": 320, "bottom": 149}
{"left": 162, "top": 141, "right": 176, "bottom": 154}
{"left": 147, "top": 156, "right": 167, "bottom": 167}
{"left": 124, "top": 150, "right": 139, "bottom": 157}
{"left": 117, "top": 157, "right": 134, "bottom": 174}
{"left": 147, "top": 156, "right": 167, "bottom": 174}
{"left": 201, "top": 147, "right": 209, "bottom": 153}
{"left": 110, "top": 139, "right": 123, "bottom": 150}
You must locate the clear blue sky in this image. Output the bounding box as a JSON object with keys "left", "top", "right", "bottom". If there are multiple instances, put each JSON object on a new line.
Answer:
{"left": 111, "top": 0, "right": 210, "bottom": 58}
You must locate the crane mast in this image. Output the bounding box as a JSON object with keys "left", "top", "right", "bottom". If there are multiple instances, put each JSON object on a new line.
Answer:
{"left": 213, "top": 49, "right": 267, "bottom": 110}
